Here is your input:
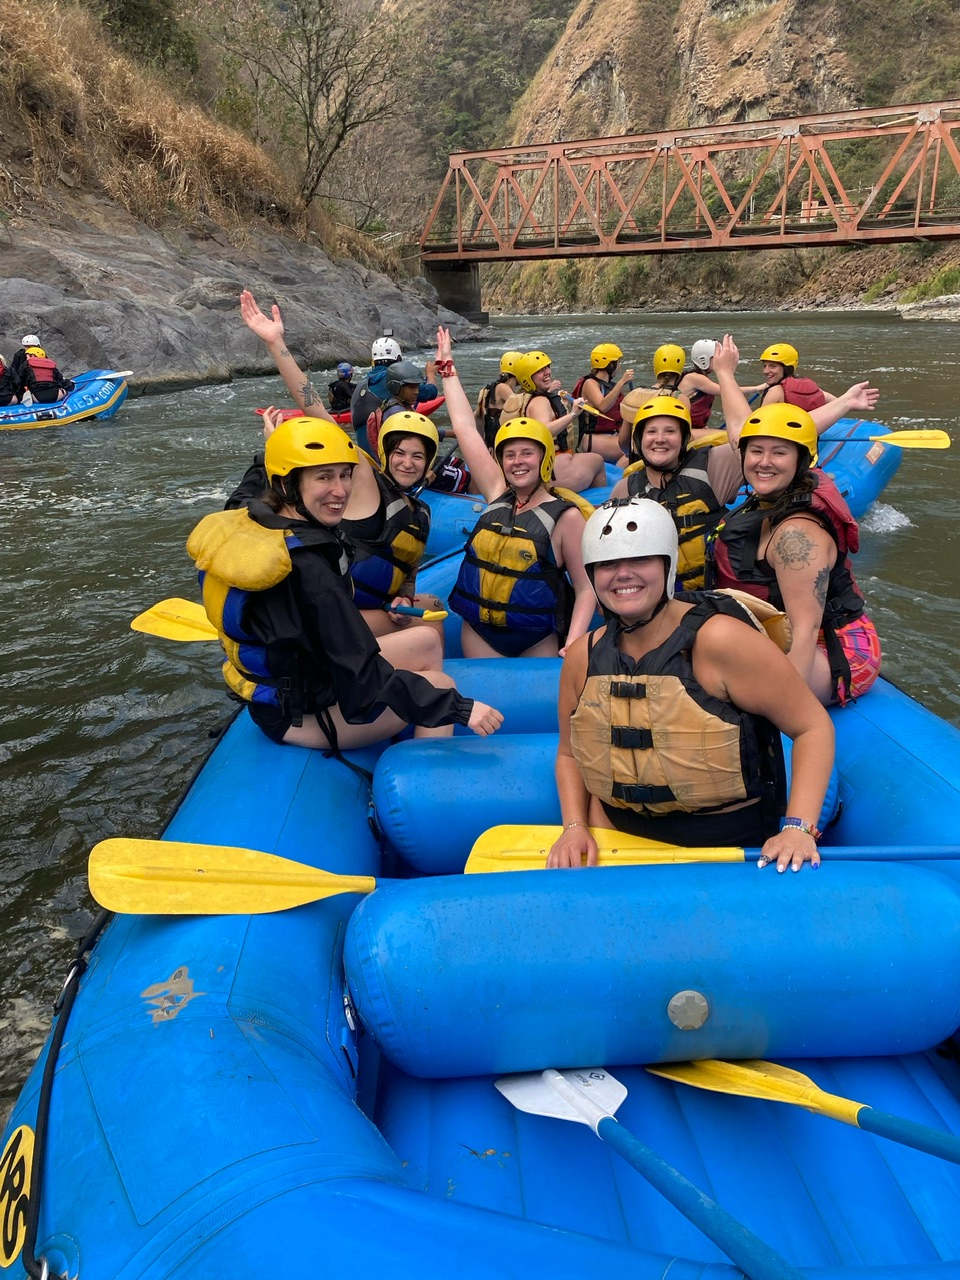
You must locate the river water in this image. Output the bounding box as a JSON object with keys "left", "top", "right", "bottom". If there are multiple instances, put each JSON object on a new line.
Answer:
{"left": 0, "top": 308, "right": 958, "bottom": 1117}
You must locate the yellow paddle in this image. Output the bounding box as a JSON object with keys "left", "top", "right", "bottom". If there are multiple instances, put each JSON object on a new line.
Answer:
{"left": 131, "top": 598, "right": 218, "bottom": 642}
{"left": 648, "top": 1059, "right": 960, "bottom": 1166}
{"left": 464, "top": 825, "right": 743, "bottom": 873}
{"left": 88, "top": 838, "right": 376, "bottom": 914}
{"left": 691, "top": 428, "right": 951, "bottom": 450}
{"left": 130, "top": 596, "right": 448, "bottom": 643}
{"left": 464, "top": 825, "right": 960, "bottom": 873}
{"left": 561, "top": 393, "right": 601, "bottom": 416}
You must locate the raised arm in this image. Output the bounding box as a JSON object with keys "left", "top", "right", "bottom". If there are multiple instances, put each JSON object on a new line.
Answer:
{"left": 712, "top": 335, "right": 754, "bottom": 445}
{"left": 556, "top": 509, "right": 598, "bottom": 653}
{"left": 240, "top": 289, "right": 333, "bottom": 422}
{"left": 583, "top": 367, "right": 635, "bottom": 414}
{"left": 434, "top": 326, "right": 505, "bottom": 501}
{"left": 811, "top": 382, "right": 879, "bottom": 435}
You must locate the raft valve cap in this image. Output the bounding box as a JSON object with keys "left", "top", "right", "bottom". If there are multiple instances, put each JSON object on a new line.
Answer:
{"left": 667, "top": 990, "right": 710, "bottom": 1030}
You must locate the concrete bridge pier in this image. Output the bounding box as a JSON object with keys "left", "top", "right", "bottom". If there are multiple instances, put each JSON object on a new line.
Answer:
{"left": 422, "top": 261, "right": 488, "bottom": 324}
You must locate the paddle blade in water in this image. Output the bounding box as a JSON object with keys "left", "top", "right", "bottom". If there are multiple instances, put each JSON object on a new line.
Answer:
{"left": 131, "top": 598, "right": 218, "bottom": 642}
{"left": 89, "top": 838, "right": 376, "bottom": 915}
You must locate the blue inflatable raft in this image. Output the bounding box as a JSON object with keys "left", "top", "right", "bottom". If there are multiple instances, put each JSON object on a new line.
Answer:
{"left": 6, "top": 418, "right": 954, "bottom": 1280}
{"left": 3, "top": 672, "right": 960, "bottom": 1279}
{"left": 0, "top": 370, "right": 129, "bottom": 430}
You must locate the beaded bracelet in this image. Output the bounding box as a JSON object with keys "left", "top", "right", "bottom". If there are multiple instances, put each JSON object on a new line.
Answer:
{"left": 781, "top": 816, "right": 822, "bottom": 841}
{"left": 564, "top": 821, "right": 588, "bottom": 831}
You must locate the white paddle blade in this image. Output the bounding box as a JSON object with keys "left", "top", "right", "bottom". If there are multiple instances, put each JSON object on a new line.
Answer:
{"left": 495, "top": 1067, "right": 627, "bottom": 1129}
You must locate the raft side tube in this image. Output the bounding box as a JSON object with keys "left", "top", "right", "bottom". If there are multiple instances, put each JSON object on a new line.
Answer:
{"left": 344, "top": 863, "right": 960, "bottom": 1077}
{"left": 373, "top": 732, "right": 839, "bottom": 873}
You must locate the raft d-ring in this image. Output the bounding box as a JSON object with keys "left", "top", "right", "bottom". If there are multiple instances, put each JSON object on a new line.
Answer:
{"left": 39, "top": 1258, "right": 49, "bottom": 1280}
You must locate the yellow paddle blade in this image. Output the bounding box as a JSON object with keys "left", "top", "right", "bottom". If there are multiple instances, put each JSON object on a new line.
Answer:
{"left": 689, "top": 430, "right": 729, "bottom": 451}
{"left": 865, "top": 429, "right": 950, "bottom": 449}
{"left": 647, "top": 1060, "right": 861, "bottom": 1125}
{"left": 131, "top": 598, "right": 218, "bottom": 642}
{"left": 89, "top": 838, "right": 376, "bottom": 915}
{"left": 464, "top": 825, "right": 745, "bottom": 874}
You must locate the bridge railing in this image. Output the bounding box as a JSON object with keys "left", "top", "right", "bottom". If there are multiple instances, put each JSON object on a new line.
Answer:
{"left": 420, "top": 101, "right": 960, "bottom": 262}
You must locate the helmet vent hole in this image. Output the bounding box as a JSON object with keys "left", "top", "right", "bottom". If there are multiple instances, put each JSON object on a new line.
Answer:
{"left": 626, "top": 521, "right": 637, "bottom": 532}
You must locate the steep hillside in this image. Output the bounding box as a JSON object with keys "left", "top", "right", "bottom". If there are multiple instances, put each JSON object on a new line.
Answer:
{"left": 468, "top": 0, "right": 960, "bottom": 311}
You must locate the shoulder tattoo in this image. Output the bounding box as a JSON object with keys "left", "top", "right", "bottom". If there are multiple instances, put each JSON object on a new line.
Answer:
{"left": 772, "top": 525, "right": 816, "bottom": 568}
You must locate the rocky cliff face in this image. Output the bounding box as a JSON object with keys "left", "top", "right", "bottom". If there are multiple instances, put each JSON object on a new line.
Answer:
{"left": 509, "top": 0, "right": 857, "bottom": 146}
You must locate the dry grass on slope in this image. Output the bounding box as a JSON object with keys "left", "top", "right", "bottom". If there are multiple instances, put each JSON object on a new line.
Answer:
{"left": 0, "top": 0, "right": 300, "bottom": 234}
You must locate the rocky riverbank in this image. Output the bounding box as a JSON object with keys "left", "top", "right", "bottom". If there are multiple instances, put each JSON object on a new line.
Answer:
{"left": 0, "top": 197, "right": 481, "bottom": 395}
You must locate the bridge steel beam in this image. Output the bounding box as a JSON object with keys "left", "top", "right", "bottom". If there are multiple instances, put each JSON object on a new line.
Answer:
{"left": 420, "top": 101, "right": 960, "bottom": 265}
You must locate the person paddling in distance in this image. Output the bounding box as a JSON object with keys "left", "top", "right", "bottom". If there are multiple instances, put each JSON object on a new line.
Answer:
{"left": 435, "top": 327, "right": 597, "bottom": 659}
{"left": 758, "top": 340, "right": 835, "bottom": 409}
{"left": 677, "top": 339, "right": 766, "bottom": 431}
{"left": 573, "top": 342, "right": 634, "bottom": 463}
{"left": 189, "top": 417, "right": 502, "bottom": 750}
{"left": 547, "top": 497, "right": 834, "bottom": 872}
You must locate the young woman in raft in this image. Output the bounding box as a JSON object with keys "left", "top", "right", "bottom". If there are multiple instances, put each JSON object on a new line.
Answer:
{"left": 434, "top": 326, "right": 597, "bottom": 659}
{"left": 710, "top": 336, "right": 882, "bottom": 707}
{"left": 237, "top": 290, "right": 445, "bottom": 652}
{"left": 547, "top": 497, "right": 834, "bottom": 872}
{"left": 189, "top": 416, "right": 502, "bottom": 750}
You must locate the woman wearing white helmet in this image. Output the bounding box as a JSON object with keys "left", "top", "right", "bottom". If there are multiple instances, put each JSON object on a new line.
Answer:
{"left": 548, "top": 496, "right": 835, "bottom": 872}
{"left": 677, "top": 339, "right": 766, "bottom": 431}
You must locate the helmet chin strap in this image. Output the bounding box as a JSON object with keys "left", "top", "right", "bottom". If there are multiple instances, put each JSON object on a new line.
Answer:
{"left": 617, "top": 595, "right": 670, "bottom": 634}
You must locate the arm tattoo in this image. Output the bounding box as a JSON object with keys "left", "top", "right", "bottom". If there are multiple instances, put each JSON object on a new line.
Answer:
{"left": 300, "top": 380, "right": 318, "bottom": 406}
{"left": 772, "top": 526, "right": 816, "bottom": 568}
{"left": 813, "top": 566, "right": 829, "bottom": 609}
{"left": 278, "top": 346, "right": 292, "bottom": 360}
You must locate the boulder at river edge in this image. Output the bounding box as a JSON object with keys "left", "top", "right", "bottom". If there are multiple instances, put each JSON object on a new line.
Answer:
{"left": 0, "top": 198, "right": 481, "bottom": 393}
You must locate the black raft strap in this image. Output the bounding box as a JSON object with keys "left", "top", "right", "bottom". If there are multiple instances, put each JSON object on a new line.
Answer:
{"left": 611, "top": 726, "right": 654, "bottom": 749}
{"left": 612, "top": 782, "right": 677, "bottom": 805}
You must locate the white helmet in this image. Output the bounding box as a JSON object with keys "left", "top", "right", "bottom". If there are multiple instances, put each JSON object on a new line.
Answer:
{"left": 371, "top": 336, "right": 402, "bottom": 363}
{"left": 691, "top": 339, "right": 717, "bottom": 372}
{"left": 581, "top": 497, "right": 678, "bottom": 600}
{"left": 21, "top": 333, "right": 40, "bottom": 348}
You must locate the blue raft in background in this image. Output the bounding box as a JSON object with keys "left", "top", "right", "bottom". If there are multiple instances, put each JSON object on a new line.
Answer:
{"left": 0, "top": 369, "right": 129, "bottom": 430}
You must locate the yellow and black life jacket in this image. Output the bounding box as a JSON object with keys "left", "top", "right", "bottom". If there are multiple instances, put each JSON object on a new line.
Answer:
{"left": 624, "top": 454, "right": 726, "bottom": 590}
{"left": 449, "top": 490, "right": 584, "bottom": 635}
{"left": 187, "top": 506, "right": 348, "bottom": 718}
{"left": 570, "top": 593, "right": 785, "bottom": 819}
{"left": 343, "top": 468, "right": 430, "bottom": 609}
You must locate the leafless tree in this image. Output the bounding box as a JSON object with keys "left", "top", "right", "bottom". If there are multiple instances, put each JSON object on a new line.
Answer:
{"left": 196, "top": 0, "right": 401, "bottom": 205}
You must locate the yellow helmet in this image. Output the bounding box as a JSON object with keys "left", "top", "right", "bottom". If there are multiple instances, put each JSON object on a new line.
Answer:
{"left": 265, "top": 417, "right": 358, "bottom": 481}
{"left": 494, "top": 418, "right": 555, "bottom": 486}
{"left": 516, "top": 350, "right": 552, "bottom": 392}
{"left": 759, "top": 342, "right": 799, "bottom": 370}
{"left": 378, "top": 411, "right": 440, "bottom": 473}
{"left": 653, "top": 343, "right": 685, "bottom": 377}
{"left": 590, "top": 342, "right": 623, "bottom": 369}
{"left": 500, "top": 350, "right": 524, "bottom": 376}
{"left": 632, "top": 396, "right": 692, "bottom": 434}
{"left": 739, "top": 402, "right": 818, "bottom": 467}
